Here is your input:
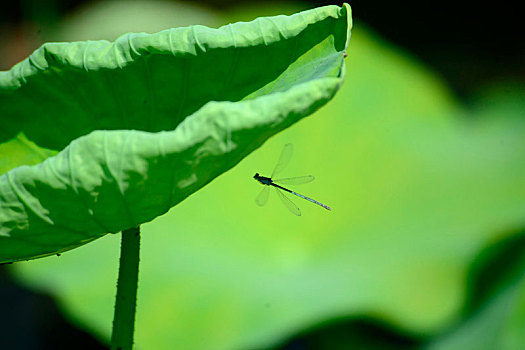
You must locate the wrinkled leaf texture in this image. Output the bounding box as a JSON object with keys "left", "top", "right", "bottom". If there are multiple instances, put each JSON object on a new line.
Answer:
{"left": 0, "top": 4, "right": 352, "bottom": 262}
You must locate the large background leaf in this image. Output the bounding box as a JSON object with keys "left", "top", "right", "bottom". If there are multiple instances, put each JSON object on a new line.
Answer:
{"left": 0, "top": 3, "right": 350, "bottom": 263}
{"left": 4, "top": 1, "right": 525, "bottom": 350}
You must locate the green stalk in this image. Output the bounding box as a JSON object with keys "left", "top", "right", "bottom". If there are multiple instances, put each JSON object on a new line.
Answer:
{"left": 111, "top": 226, "right": 141, "bottom": 350}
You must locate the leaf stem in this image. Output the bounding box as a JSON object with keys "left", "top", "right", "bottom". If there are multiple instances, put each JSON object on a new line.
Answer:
{"left": 111, "top": 226, "right": 141, "bottom": 350}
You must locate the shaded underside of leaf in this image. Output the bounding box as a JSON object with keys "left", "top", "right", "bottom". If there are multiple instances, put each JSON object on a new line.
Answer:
{"left": 0, "top": 4, "right": 352, "bottom": 263}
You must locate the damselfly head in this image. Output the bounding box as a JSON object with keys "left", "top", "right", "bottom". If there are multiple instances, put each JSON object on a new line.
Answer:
{"left": 253, "top": 173, "right": 260, "bottom": 179}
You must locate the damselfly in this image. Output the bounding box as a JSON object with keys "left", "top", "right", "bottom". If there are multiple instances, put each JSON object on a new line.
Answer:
{"left": 253, "top": 144, "right": 331, "bottom": 216}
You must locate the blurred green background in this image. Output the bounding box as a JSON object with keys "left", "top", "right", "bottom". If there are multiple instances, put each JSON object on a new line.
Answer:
{"left": 1, "top": 1, "right": 524, "bottom": 349}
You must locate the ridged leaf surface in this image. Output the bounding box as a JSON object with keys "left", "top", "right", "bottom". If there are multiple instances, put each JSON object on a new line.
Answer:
{"left": 0, "top": 4, "right": 352, "bottom": 262}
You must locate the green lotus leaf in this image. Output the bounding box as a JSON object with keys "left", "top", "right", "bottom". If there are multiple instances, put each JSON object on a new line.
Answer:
{"left": 426, "top": 235, "right": 525, "bottom": 350}
{"left": 0, "top": 3, "right": 352, "bottom": 263}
